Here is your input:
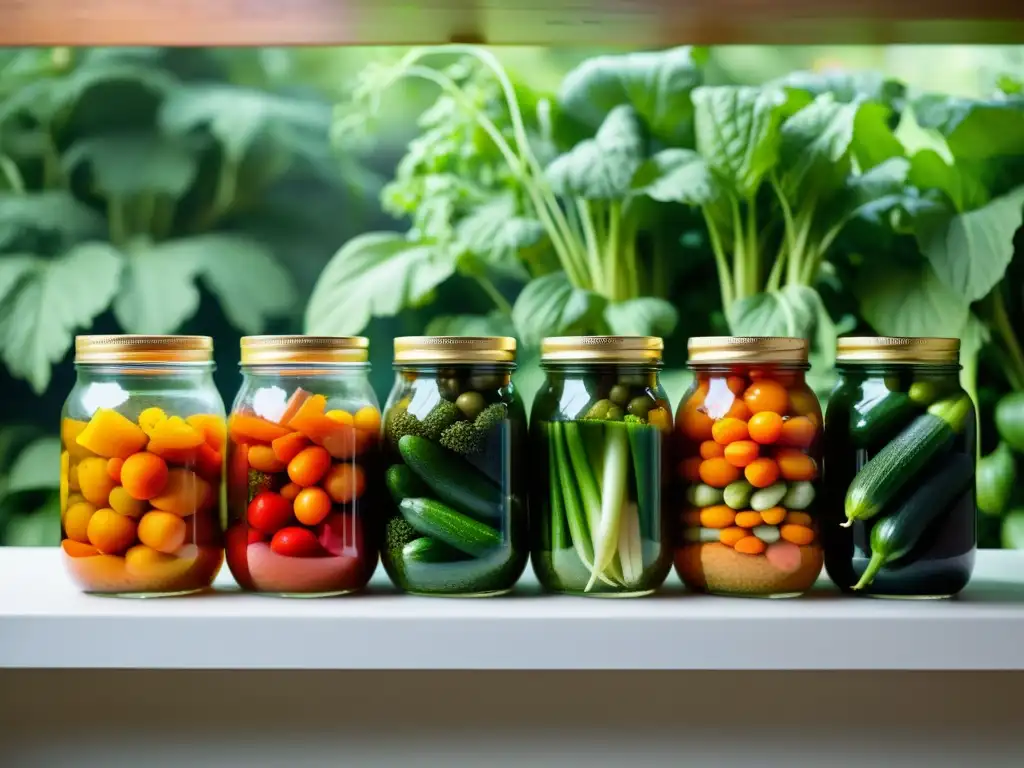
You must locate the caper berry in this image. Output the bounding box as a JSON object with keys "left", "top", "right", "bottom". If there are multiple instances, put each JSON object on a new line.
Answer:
{"left": 609, "top": 384, "right": 631, "bottom": 406}
{"left": 626, "top": 395, "right": 654, "bottom": 418}
{"left": 437, "top": 377, "right": 463, "bottom": 401}
{"left": 456, "top": 391, "right": 486, "bottom": 419}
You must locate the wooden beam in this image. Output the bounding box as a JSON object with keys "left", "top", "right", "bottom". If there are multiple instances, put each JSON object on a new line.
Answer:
{"left": 0, "top": 0, "right": 1022, "bottom": 46}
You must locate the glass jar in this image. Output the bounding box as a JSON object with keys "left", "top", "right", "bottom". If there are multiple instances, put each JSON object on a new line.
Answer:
{"left": 674, "top": 337, "right": 824, "bottom": 598}
{"left": 823, "top": 337, "right": 976, "bottom": 598}
{"left": 380, "top": 336, "right": 527, "bottom": 597}
{"left": 225, "top": 336, "right": 380, "bottom": 597}
{"left": 530, "top": 336, "right": 673, "bottom": 597}
{"left": 60, "top": 336, "right": 225, "bottom": 596}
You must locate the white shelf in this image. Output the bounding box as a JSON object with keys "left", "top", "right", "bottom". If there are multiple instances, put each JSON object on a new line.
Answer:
{"left": 1, "top": 547, "right": 1023, "bottom": 670}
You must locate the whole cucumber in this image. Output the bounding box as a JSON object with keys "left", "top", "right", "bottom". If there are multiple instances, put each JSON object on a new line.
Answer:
{"left": 399, "top": 435, "right": 502, "bottom": 522}
{"left": 400, "top": 497, "right": 501, "bottom": 558}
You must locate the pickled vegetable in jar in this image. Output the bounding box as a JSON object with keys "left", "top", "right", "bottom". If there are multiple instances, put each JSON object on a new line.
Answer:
{"left": 225, "top": 336, "right": 380, "bottom": 597}
{"left": 381, "top": 336, "right": 527, "bottom": 597}
{"left": 674, "top": 337, "right": 823, "bottom": 598}
{"left": 60, "top": 336, "right": 225, "bottom": 596}
{"left": 530, "top": 336, "right": 673, "bottom": 597}
{"left": 823, "top": 337, "right": 976, "bottom": 598}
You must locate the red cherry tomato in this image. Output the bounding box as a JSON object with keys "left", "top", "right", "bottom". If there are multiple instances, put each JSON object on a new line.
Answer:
{"left": 270, "top": 526, "right": 324, "bottom": 558}
{"left": 246, "top": 528, "right": 265, "bottom": 544}
{"left": 246, "top": 491, "right": 293, "bottom": 534}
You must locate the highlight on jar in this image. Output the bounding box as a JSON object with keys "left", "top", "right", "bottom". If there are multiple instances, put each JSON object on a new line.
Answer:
{"left": 530, "top": 336, "right": 673, "bottom": 597}
{"left": 225, "top": 336, "right": 380, "bottom": 597}
{"left": 60, "top": 335, "right": 225, "bottom": 596}
{"left": 381, "top": 336, "right": 527, "bottom": 597}
{"left": 823, "top": 337, "right": 977, "bottom": 598}
{"left": 674, "top": 337, "right": 823, "bottom": 598}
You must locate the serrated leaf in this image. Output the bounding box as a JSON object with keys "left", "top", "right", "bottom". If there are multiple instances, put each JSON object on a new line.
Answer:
{"left": 545, "top": 105, "right": 646, "bottom": 200}
{"left": 0, "top": 191, "right": 106, "bottom": 251}
{"left": 195, "top": 235, "right": 297, "bottom": 333}
{"left": 633, "top": 148, "right": 717, "bottom": 205}
{"left": 914, "top": 185, "right": 1024, "bottom": 302}
{"left": 604, "top": 298, "right": 678, "bottom": 337}
{"left": 0, "top": 244, "right": 122, "bottom": 393}
{"left": 6, "top": 436, "right": 61, "bottom": 493}
{"left": 62, "top": 132, "right": 199, "bottom": 198}
{"left": 113, "top": 238, "right": 202, "bottom": 334}
{"left": 557, "top": 47, "right": 707, "bottom": 146}
{"left": 305, "top": 233, "right": 456, "bottom": 336}
{"left": 511, "top": 271, "right": 606, "bottom": 346}
{"left": 160, "top": 83, "right": 331, "bottom": 162}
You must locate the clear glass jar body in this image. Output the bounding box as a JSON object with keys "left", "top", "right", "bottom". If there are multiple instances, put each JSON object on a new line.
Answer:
{"left": 823, "top": 364, "right": 976, "bottom": 597}
{"left": 674, "top": 363, "right": 824, "bottom": 597}
{"left": 380, "top": 363, "right": 527, "bottom": 596}
{"left": 530, "top": 364, "right": 673, "bottom": 597}
{"left": 225, "top": 365, "right": 381, "bottom": 596}
{"left": 61, "top": 363, "right": 225, "bottom": 596}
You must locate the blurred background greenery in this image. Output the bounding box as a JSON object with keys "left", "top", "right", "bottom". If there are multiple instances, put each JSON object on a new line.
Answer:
{"left": 0, "top": 44, "right": 1022, "bottom": 547}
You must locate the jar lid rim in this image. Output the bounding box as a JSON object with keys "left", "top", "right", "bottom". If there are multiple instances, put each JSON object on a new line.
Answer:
{"left": 687, "top": 336, "right": 808, "bottom": 364}
{"left": 240, "top": 335, "right": 369, "bottom": 365}
{"left": 541, "top": 335, "right": 663, "bottom": 363}
{"left": 393, "top": 336, "right": 516, "bottom": 364}
{"left": 76, "top": 335, "right": 213, "bottom": 364}
{"left": 836, "top": 336, "right": 960, "bottom": 363}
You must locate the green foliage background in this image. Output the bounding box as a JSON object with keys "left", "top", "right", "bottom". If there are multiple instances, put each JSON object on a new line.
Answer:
{"left": 0, "top": 45, "right": 1022, "bottom": 547}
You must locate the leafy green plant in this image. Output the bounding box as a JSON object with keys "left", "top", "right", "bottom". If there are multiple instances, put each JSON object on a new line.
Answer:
{"left": 307, "top": 46, "right": 710, "bottom": 346}
{"left": 0, "top": 47, "right": 355, "bottom": 394}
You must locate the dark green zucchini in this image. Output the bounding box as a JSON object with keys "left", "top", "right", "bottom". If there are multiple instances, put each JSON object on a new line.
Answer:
{"left": 853, "top": 453, "right": 974, "bottom": 590}
{"left": 385, "top": 464, "right": 429, "bottom": 504}
{"left": 402, "top": 536, "right": 465, "bottom": 563}
{"left": 398, "top": 434, "right": 502, "bottom": 522}
{"left": 849, "top": 391, "right": 917, "bottom": 447}
{"left": 843, "top": 394, "right": 972, "bottom": 527}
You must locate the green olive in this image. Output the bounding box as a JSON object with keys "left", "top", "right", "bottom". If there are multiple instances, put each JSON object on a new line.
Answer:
{"left": 884, "top": 375, "right": 904, "bottom": 392}
{"left": 608, "top": 384, "right": 631, "bottom": 406}
{"left": 606, "top": 404, "right": 625, "bottom": 421}
{"left": 456, "top": 391, "right": 485, "bottom": 419}
{"left": 469, "top": 373, "right": 505, "bottom": 391}
{"left": 437, "top": 377, "right": 463, "bottom": 401}
{"left": 626, "top": 395, "right": 654, "bottom": 418}
{"left": 584, "top": 399, "right": 613, "bottom": 420}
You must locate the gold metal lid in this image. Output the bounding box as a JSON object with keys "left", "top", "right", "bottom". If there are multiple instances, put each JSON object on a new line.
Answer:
{"left": 688, "top": 336, "right": 809, "bottom": 364}
{"left": 836, "top": 336, "right": 960, "bottom": 364}
{"left": 541, "top": 336, "right": 663, "bottom": 363}
{"left": 393, "top": 336, "right": 516, "bottom": 364}
{"left": 75, "top": 335, "right": 213, "bottom": 364}
{"left": 240, "top": 335, "right": 368, "bottom": 365}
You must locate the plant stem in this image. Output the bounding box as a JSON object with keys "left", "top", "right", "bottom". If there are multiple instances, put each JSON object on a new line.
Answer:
{"left": 702, "top": 208, "right": 733, "bottom": 313}
{"left": 0, "top": 154, "right": 24, "bottom": 194}
{"left": 786, "top": 210, "right": 815, "bottom": 286}
{"left": 766, "top": 247, "right": 786, "bottom": 293}
{"left": 475, "top": 275, "right": 514, "bottom": 316}
{"left": 576, "top": 199, "right": 604, "bottom": 292}
{"left": 730, "top": 197, "right": 747, "bottom": 301}
{"left": 745, "top": 195, "right": 759, "bottom": 296}
{"left": 108, "top": 195, "right": 127, "bottom": 246}
{"left": 605, "top": 201, "right": 622, "bottom": 300}
{"left": 991, "top": 286, "right": 1024, "bottom": 390}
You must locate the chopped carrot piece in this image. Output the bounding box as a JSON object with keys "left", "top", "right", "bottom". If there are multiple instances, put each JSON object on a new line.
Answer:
{"left": 229, "top": 413, "right": 292, "bottom": 445}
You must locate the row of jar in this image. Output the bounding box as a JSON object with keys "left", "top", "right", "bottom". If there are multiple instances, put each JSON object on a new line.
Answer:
{"left": 59, "top": 334, "right": 975, "bottom": 600}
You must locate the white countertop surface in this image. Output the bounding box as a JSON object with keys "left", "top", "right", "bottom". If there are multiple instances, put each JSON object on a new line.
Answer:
{"left": 1, "top": 547, "right": 1022, "bottom": 670}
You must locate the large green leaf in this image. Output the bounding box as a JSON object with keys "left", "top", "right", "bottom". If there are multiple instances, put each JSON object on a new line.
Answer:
{"left": 633, "top": 148, "right": 717, "bottom": 205}
{"left": 545, "top": 106, "right": 646, "bottom": 200}
{"left": 424, "top": 312, "right": 515, "bottom": 337}
{"left": 3, "top": 495, "right": 60, "bottom": 546}
{"left": 913, "top": 95, "right": 1024, "bottom": 159}
{"left": 728, "top": 284, "right": 821, "bottom": 338}
{"left": 113, "top": 238, "right": 203, "bottom": 334}
{"left": 160, "top": 83, "right": 331, "bottom": 162}
{"left": 0, "top": 191, "right": 105, "bottom": 251}
{"left": 779, "top": 94, "right": 857, "bottom": 199}
{"left": 62, "top": 132, "right": 199, "bottom": 198}
{"left": 111, "top": 234, "right": 296, "bottom": 335}
{"left": 775, "top": 70, "right": 906, "bottom": 116}
{"left": 908, "top": 149, "right": 990, "bottom": 212}
{"left": 914, "top": 185, "right": 1024, "bottom": 303}
{"left": 306, "top": 233, "right": 456, "bottom": 336}
{"left": 692, "top": 86, "right": 788, "bottom": 199}
{"left": 454, "top": 195, "right": 543, "bottom": 281}
{"left": 511, "top": 271, "right": 606, "bottom": 346}
{"left": 6, "top": 436, "right": 61, "bottom": 493}
{"left": 557, "top": 46, "right": 707, "bottom": 146}
{"left": 604, "top": 297, "right": 678, "bottom": 337}
{"left": 857, "top": 260, "right": 971, "bottom": 339}
{"left": 0, "top": 244, "right": 122, "bottom": 393}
